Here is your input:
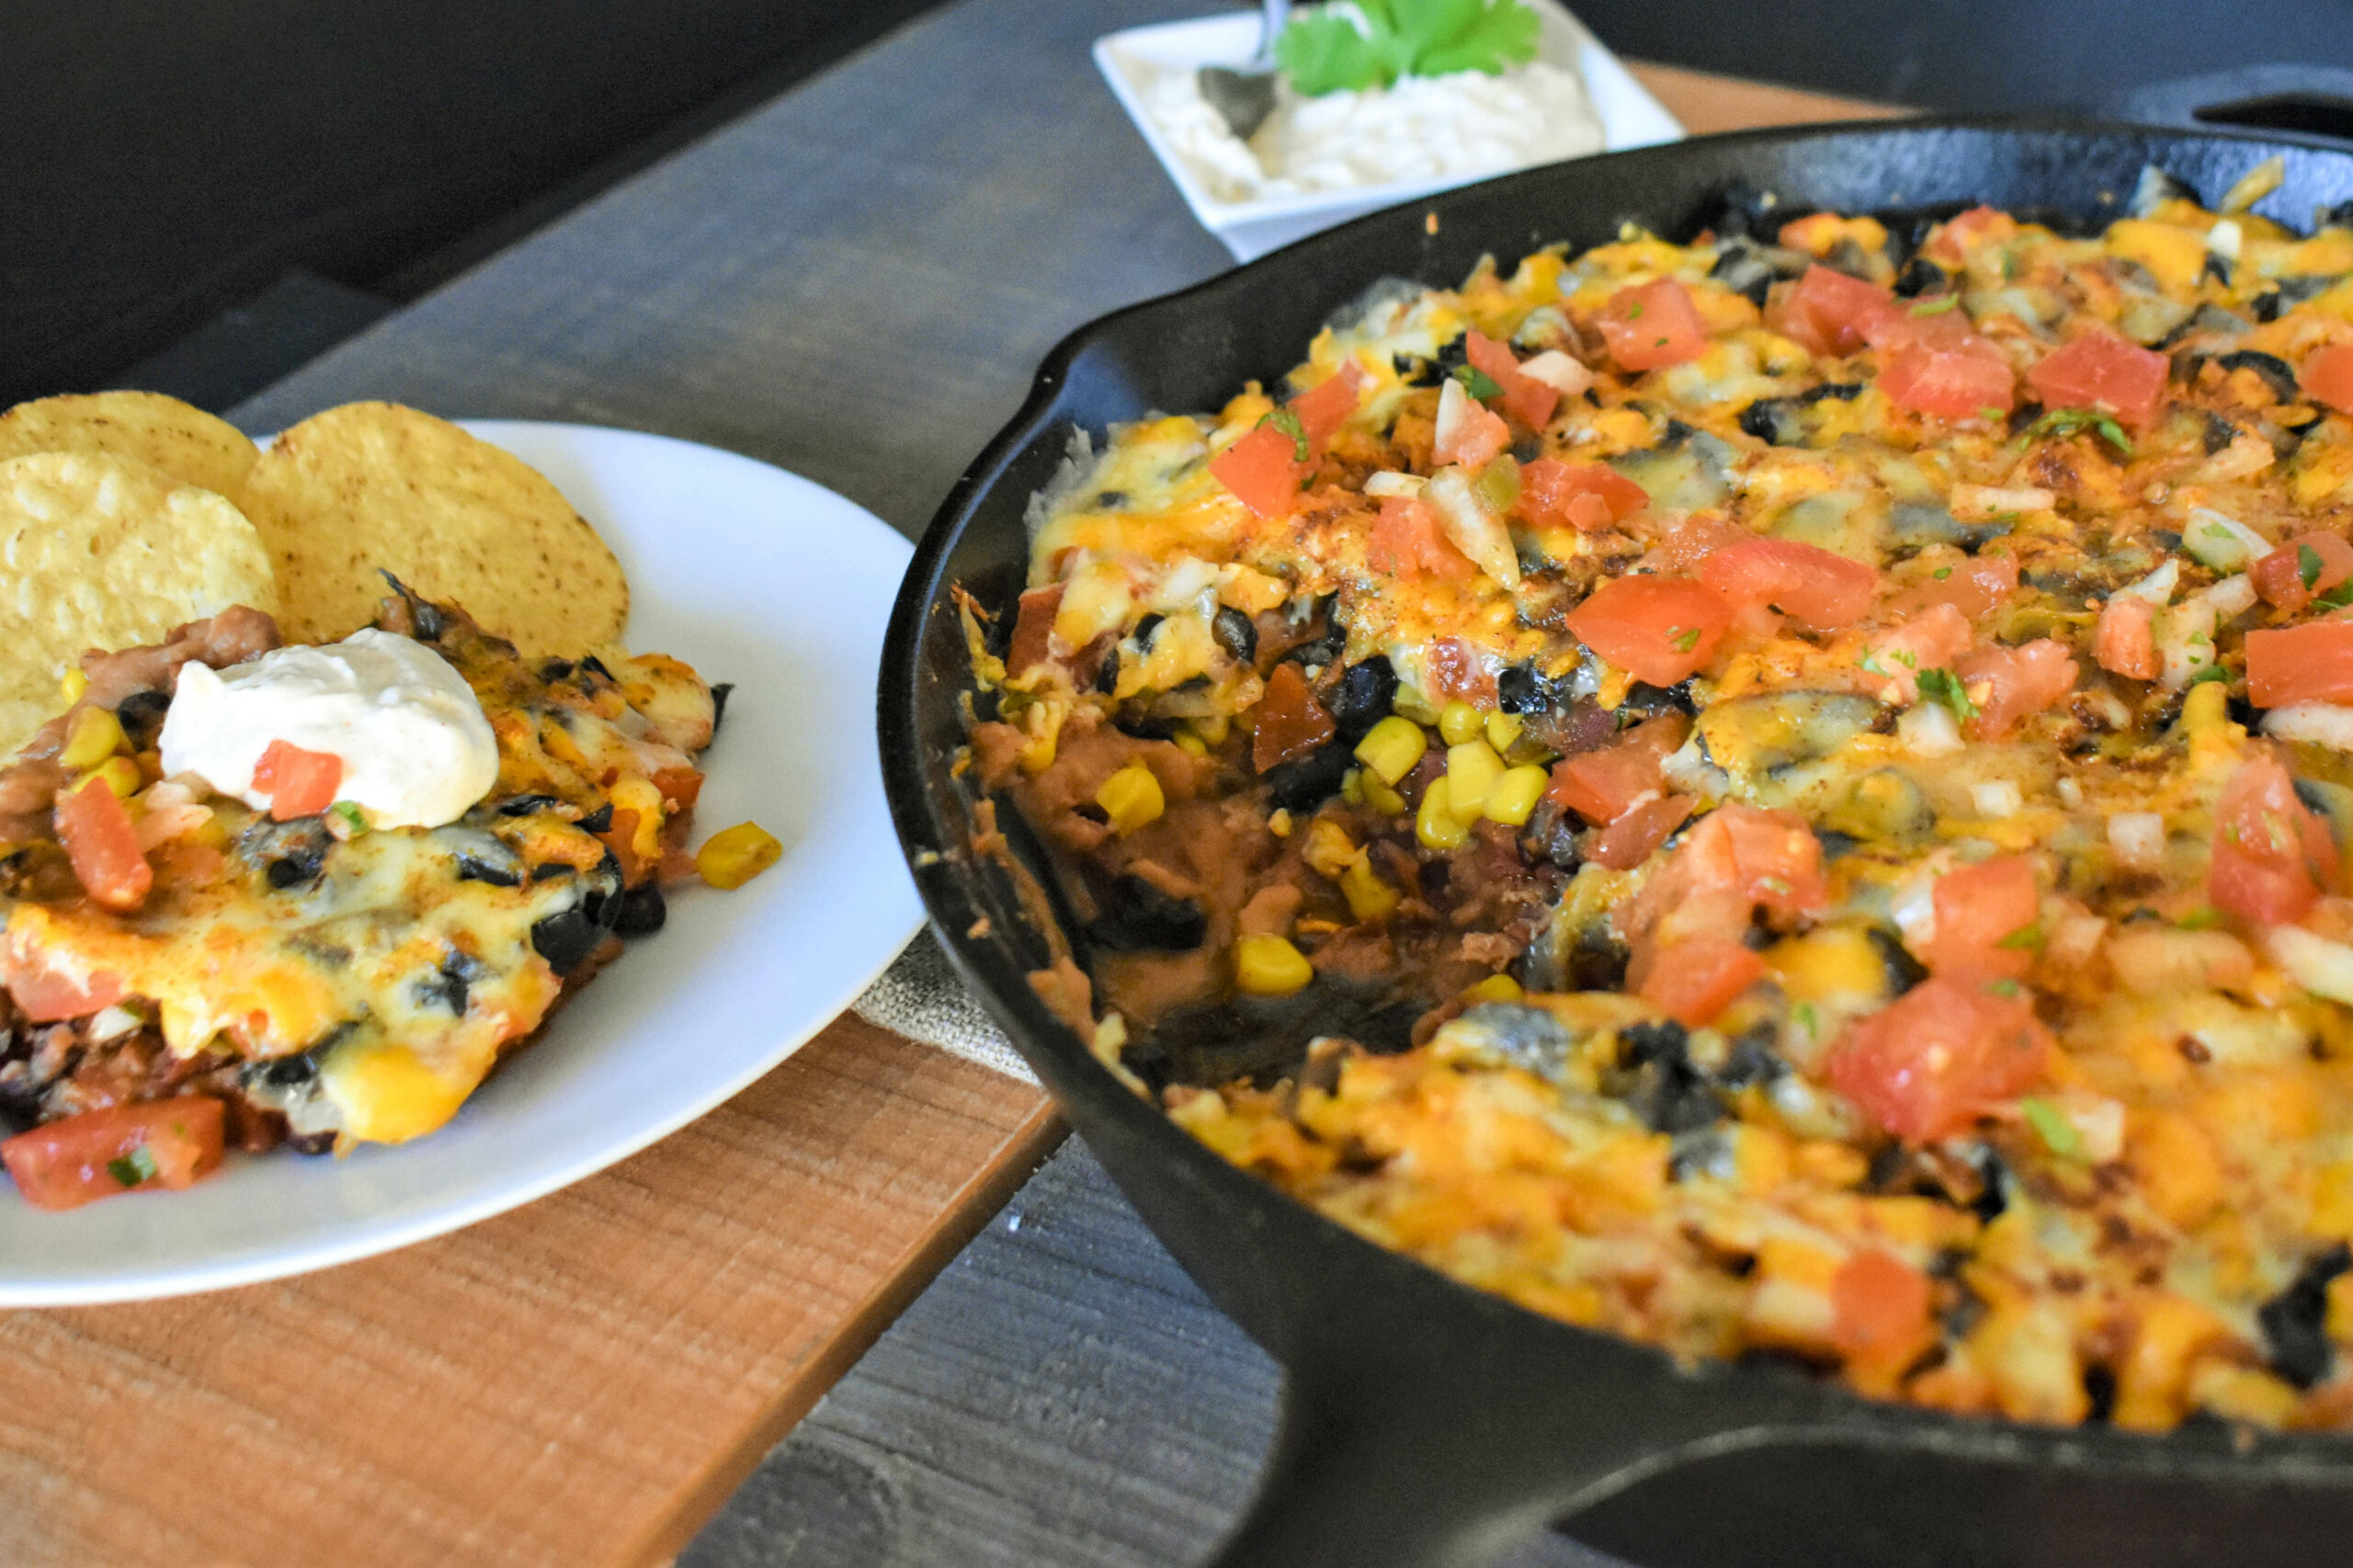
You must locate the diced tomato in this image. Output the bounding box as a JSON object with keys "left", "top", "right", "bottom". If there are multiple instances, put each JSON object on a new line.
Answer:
{"left": 54, "top": 775, "right": 151, "bottom": 915}
{"left": 1956, "top": 639, "right": 2078, "bottom": 740}
{"left": 1832, "top": 1250, "right": 1935, "bottom": 1363}
{"left": 2246, "top": 620, "right": 2353, "bottom": 708}
{"left": 1884, "top": 552, "right": 2019, "bottom": 622}
{"left": 1880, "top": 337, "right": 2017, "bottom": 421}
{"left": 1680, "top": 802, "right": 1829, "bottom": 919}
{"left": 1462, "top": 331, "right": 1560, "bottom": 430}
{"left": 1250, "top": 662, "right": 1336, "bottom": 774}
{"left": 1638, "top": 515, "right": 1746, "bottom": 575}
{"left": 2027, "top": 331, "right": 2170, "bottom": 429}
{"left": 1421, "top": 637, "right": 1499, "bottom": 708}
{"left": 1211, "top": 424, "right": 1305, "bottom": 518}
{"left": 1779, "top": 265, "right": 1900, "bottom": 356}
{"left": 2252, "top": 531, "right": 2353, "bottom": 613}
{"left": 0, "top": 933, "right": 124, "bottom": 1022}
{"left": 1367, "top": 495, "right": 1475, "bottom": 581}
{"left": 1517, "top": 459, "right": 1649, "bottom": 533}
{"left": 1639, "top": 936, "right": 1766, "bottom": 1027}
{"left": 1289, "top": 360, "right": 1369, "bottom": 452}
{"left": 1916, "top": 855, "right": 2040, "bottom": 981}
{"left": 2303, "top": 343, "right": 2353, "bottom": 415}
{"left": 2209, "top": 746, "right": 2339, "bottom": 926}
{"left": 1824, "top": 976, "right": 2052, "bottom": 1142}
{"left": 1925, "top": 205, "right": 2019, "bottom": 266}
{"left": 1597, "top": 279, "right": 1710, "bottom": 371}
{"left": 252, "top": 739, "right": 345, "bottom": 821}
{"left": 1006, "top": 584, "right": 1063, "bottom": 676}
{"left": 2093, "top": 595, "right": 2159, "bottom": 680}
{"left": 1699, "top": 537, "right": 1880, "bottom": 632}
{"left": 1851, "top": 603, "right": 1974, "bottom": 704}
{"left": 1546, "top": 712, "right": 1689, "bottom": 824}
{"left": 1432, "top": 378, "right": 1511, "bottom": 469}
{"left": 650, "top": 765, "right": 704, "bottom": 810}
{"left": 1565, "top": 575, "right": 1733, "bottom": 687}
{"left": 1, "top": 1097, "right": 225, "bottom": 1210}
{"left": 1587, "top": 791, "right": 1695, "bottom": 871}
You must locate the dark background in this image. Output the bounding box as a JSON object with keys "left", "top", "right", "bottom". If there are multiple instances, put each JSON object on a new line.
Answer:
{"left": 7, "top": 0, "right": 2352, "bottom": 408}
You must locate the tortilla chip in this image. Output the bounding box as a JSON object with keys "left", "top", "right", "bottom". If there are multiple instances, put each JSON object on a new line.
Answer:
{"left": 0, "top": 451, "right": 278, "bottom": 756}
{"left": 0, "top": 391, "right": 261, "bottom": 505}
{"left": 240, "top": 403, "right": 628, "bottom": 654}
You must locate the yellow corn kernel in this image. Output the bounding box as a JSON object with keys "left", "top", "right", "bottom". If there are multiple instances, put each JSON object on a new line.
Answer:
{"left": 1362, "top": 774, "right": 1407, "bottom": 815}
{"left": 58, "top": 706, "right": 126, "bottom": 771}
{"left": 1438, "top": 700, "right": 1484, "bottom": 745}
{"left": 697, "top": 821, "right": 784, "bottom": 889}
{"left": 1483, "top": 764, "right": 1549, "bottom": 827}
{"left": 612, "top": 775, "right": 666, "bottom": 860}
{"left": 1302, "top": 817, "right": 1359, "bottom": 881}
{"left": 1354, "top": 715, "right": 1428, "bottom": 786}
{"left": 1095, "top": 762, "right": 1165, "bottom": 835}
{"left": 57, "top": 667, "right": 86, "bottom": 706}
{"left": 86, "top": 756, "right": 142, "bottom": 800}
{"left": 1484, "top": 710, "right": 1524, "bottom": 753}
{"left": 1391, "top": 682, "right": 1441, "bottom": 725}
{"left": 1464, "top": 972, "right": 1523, "bottom": 1004}
{"left": 1173, "top": 728, "right": 1209, "bottom": 758}
{"left": 1268, "top": 808, "right": 1293, "bottom": 838}
{"left": 1340, "top": 857, "right": 1400, "bottom": 922}
{"left": 1445, "top": 739, "right": 1505, "bottom": 821}
{"left": 1340, "top": 767, "right": 1366, "bottom": 805}
{"left": 1233, "top": 934, "right": 1314, "bottom": 996}
{"left": 1416, "top": 776, "right": 1471, "bottom": 849}
{"left": 1191, "top": 714, "right": 1230, "bottom": 745}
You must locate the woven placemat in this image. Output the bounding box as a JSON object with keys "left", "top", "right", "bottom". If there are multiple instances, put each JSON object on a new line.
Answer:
{"left": 852, "top": 926, "right": 1034, "bottom": 1082}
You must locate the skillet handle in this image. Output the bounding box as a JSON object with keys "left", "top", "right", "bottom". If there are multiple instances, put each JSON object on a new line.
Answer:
{"left": 2106, "top": 65, "right": 2353, "bottom": 147}
{"left": 1198, "top": 1335, "right": 1787, "bottom": 1568}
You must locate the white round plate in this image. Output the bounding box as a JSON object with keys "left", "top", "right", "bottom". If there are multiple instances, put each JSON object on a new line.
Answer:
{"left": 0, "top": 421, "right": 922, "bottom": 1305}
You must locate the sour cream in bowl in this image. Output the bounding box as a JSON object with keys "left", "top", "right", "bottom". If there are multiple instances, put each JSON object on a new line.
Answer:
{"left": 159, "top": 629, "right": 501, "bottom": 830}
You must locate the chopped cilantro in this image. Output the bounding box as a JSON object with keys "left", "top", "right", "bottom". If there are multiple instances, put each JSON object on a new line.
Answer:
{"left": 1668, "top": 626, "right": 1700, "bottom": 653}
{"left": 2302, "top": 542, "right": 2325, "bottom": 591}
{"left": 2025, "top": 406, "right": 2133, "bottom": 457}
{"left": 1625, "top": 301, "right": 1644, "bottom": 319}
{"left": 1933, "top": 566, "right": 1954, "bottom": 580}
{"left": 1276, "top": 0, "right": 1541, "bottom": 97}
{"left": 2186, "top": 665, "right": 2231, "bottom": 687}
{"left": 2178, "top": 907, "right": 2225, "bottom": 930}
{"left": 108, "top": 1145, "right": 158, "bottom": 1188}
{"left": 1910, "top": 294, "right": 1960, "bottom": 315}
{"left": 1995, "top": 920, "right": 2044, "bottom": 952}
{"left": 2020, "top": 1097, "right": 2083, "bottom": 1159}
{"left": 330, "top": 801, "right": 369, "bottom": 836}
{"left": 2321, "top": 579, "right": 2353, "bottom": 608}
{"left": 1792, "top": 1001, "right": 1820, "bottom": 1035}
{"left": 1915, "top": 665, "right": 1979, "bottom": 722}
{"left": 1984, "top": 977, "right": 2022, "bottom": 998}
{"left": 1256, "top": 405, "right": 1310, "bottom": 461}
{"left": 1451, "top": 364, "right": 1506, "bottom": 402}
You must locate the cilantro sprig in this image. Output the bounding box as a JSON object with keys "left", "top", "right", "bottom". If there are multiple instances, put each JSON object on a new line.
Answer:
{"left": 1256, "top": 405, "right": 1310, "bottom": 462}
{"left": 1915, "top": 666, "right": 1979, "bottom": 722}
{"left": 1277, "top": 0, "right": 1541, "bottom": 97}
{"left": 2023, "top": 406, "right": 2132, "bottom": 457}
{"left": 1451, "top": 363, "right": 1505, "bottom": 401}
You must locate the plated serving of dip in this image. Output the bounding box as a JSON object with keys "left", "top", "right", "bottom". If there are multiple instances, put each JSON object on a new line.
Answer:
{"left": 1096, "top": 0, "right": 1682, "bottom": 260}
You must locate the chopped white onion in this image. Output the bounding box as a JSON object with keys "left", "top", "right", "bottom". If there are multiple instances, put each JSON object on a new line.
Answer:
{"left": 2108, "top": 812, "right": 2166, "bottom": 869}
{"left": 2265, "top": 924, "right": 2353, "bottom": 1006}
{"left": 2202, "top": 574, "right": 2258, "bottom": 618}
{"left": 1362, "top": 471, "right": 1426, "bottom": 498}
{"left": 2207, "top": 219, "right": 2243, "bottom": 260}
{"left": 2056, "top": 777, "right": 2085, "bottom": 808}
{"left": 2263, "top": 702, "right": 2353, "bottom": 750}
{"left": 1971, "top": 779, "right": 2023, "bottom": 817}
{"left": 1950, "top": 483, "right": 2055, "bottom": 520}
{"left": 2117, "top": 558, "right": 2179, "bottom": 606}
{"left": 2183, "top": 506, "right": 2272, "bottom": 573}
{"left": 1422, "top": 465, "right": 1520, "bottom": 588}
{"left": 1897, "top": 701, "right": 1964, "bottom": 757}
{"left": 1516, "top": 349, "right": 1593, "bottom": 397}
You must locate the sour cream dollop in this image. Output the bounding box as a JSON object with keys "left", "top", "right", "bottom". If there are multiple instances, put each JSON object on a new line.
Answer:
{"left": 159, "top": 630, "right": 499, "bottom": 829}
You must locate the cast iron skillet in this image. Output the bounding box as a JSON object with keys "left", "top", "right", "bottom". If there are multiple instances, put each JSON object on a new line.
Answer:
{"left": 881, "top": 120, "right": 2353, "bottom": 1568}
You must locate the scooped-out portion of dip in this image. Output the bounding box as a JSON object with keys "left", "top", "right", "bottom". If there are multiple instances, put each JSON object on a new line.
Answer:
{"left": 964, "top": 162, "right": 2353, "bottom": 1432}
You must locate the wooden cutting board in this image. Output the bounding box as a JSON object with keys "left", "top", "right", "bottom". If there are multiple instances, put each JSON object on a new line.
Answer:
{"left": 0, "top": 61, "right": 1895, "bottom": 1568}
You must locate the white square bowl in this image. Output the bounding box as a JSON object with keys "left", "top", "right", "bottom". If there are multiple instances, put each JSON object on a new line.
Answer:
{"left": 1095, "top": 2, "right": 1686, "bottom": 262}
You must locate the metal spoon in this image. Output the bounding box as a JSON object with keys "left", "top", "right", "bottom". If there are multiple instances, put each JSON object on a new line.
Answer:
{"left": 1198, "top": 0, "right": 1291, "bottom": 142}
